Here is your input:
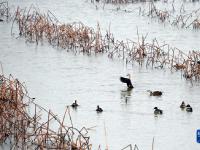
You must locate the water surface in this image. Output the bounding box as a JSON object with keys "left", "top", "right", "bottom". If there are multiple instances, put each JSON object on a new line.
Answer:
{"left": 0, "top": 0, "right": 200, "bottom": 149}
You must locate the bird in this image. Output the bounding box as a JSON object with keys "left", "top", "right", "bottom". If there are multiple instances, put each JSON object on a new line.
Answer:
{"left": 0, "top": 19, "right": 3, "bottom": 22}
{"left": 120, "top": 74, "right": 134, "bottom": 89}
{"left": 147, "top": 90, "right": 162, "bottom": 96}
{"left": 71, "top": 100, "right": 79, "bottom": 108}
{"left": 154, "top": 107, "right": 163, "bottom": 115}
{"left": 180, "top": 101, "right": 186, "bottom": 109}
{"left": 96, "top": 105, "right": 103, "bottom": 112}
{"left": 186, "top": 104, "right": 193, "bottom": 112}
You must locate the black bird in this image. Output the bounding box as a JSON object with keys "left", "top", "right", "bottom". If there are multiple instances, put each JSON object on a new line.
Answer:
{"left": 96, "top": 105, "right": 103, "bottom": 112}
{"left": 120, "top": 74, "right": 134, "bottom": 89}
{"left": 71, "top": 100, "right": 79, "bottom": 108}
{"left": 180, "top": 101, "right": 186, "bottom": 109}
{"left": 154, "top": 107, "right": 163, "bottom": 115}
{"left": 147, "top": 90, "right": 162, "bottom": 96}
{"left": 0, "top": 19, "right": 3, "bottom": 22}
{"left": 186, "top": 104, "right": 193, "bottom": 112}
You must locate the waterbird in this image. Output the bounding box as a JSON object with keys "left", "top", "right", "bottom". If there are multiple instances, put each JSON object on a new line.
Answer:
{"left": 71, "top": 100, "right": 79, "bottom": 108}
{"left": 147, "top": 90, "right": 162, "bottom": 96}
{"left": 154, "top": 107, "right": 163, "bottom": 115}
{"left": 186, "top": 104, "right": 193, "bottom": 112}
{"left": 120, "top": 74, "right": 134, "bottom": 89}
{"left": 96, "top": 105, "right": 103, "bottom": 112}
{"left": 0, "top": 19, "right": 3, "bottom": 22}
{"left": 180, "top": 101, "right": 186, "bottom": 109}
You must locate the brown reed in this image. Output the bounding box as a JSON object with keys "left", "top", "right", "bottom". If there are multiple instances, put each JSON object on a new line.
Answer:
{"left": 10, "top": 6, "right": 200, "bottom": 82}
{"left": 0, "top": 73, "right": 92, "bottom": 149}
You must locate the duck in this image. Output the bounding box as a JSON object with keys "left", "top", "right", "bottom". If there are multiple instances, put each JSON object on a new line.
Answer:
{"left": 96, "top": 105, "right": 103, "bottom": 112}
{"left": 180, "top": 101, "right": 186, "bottom": 109}
{"left": 147, "top": 90, "right": 162, "bottom": 96}
{"left": 120, "top": 74, "right": 134, "bottom": 90}
{"left": 186, "top": 104, "right": 193, "bottom": 112}
{"left": 154, "top": 107, "right": 163, "bottom": 115}
{"left": 71, "top": 100, "right": 79, "bottom": 108}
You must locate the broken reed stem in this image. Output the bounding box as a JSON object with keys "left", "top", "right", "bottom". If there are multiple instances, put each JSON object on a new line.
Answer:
{"left": 0, "top": 61, "right": 3, "bottom": 75}
{"left": 152, "top": 137, "right": 154, "bottom": 150}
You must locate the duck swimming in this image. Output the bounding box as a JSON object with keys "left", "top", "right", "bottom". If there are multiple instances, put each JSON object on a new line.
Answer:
{"left": 96, "top": 105, "right": 103, "bottom": 112}
{"left": 120, "top": 74, "right": 134, "bottom": 89}
{"left": 180, "top": 101, "right": 186, "bottom": 109}
{"left": 147, "top": 90, "right": 162, "bottom": 96}
{"left": 71, "top": 100, "right": 79, "bottom": 108}
{"left": 154, "top": 107, "right": 163, "bottom": 115}
{"left": 186, "top": 104, "right": 193, "bottom": 112}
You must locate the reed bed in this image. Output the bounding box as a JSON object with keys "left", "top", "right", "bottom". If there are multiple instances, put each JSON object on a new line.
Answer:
{"left": 91, "top": 0, "right": 160, "bottom": 4}
{"left": 0, "top": 73, "right": 93, "bottom": 149}
{"left": 0, "top": 1, "right": 10, "bottom": 20}
{"left": 11, "top": 6, "right": 200, "bottom": 82}
{"left": 11, "top": 6, "right": 109, "bottom": 54}
{"left": 146, "top": 2, "right": 200, "bottom": 29}
{"left": 92, "top": 0, "right": 200, "bottom": 30}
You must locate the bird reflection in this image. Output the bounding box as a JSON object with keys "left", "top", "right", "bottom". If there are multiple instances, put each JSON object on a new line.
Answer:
{"left": 120, "top": 88, "right": 132, "bottom": 103}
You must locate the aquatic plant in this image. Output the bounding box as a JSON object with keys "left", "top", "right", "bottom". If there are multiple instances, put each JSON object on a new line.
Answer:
{"left": 90, "top": 0, "right": 160, "bottom": 4}
{"left": 0, "top": 1, "right": 10, "bottom": 20}
{"left": 0, "top": 72, "right": 92, "bottom": 149}
{"left": 10, "top": 6, "right": 200, "bottom": 82}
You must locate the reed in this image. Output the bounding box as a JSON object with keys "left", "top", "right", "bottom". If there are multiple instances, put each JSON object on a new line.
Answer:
{"left": 0, "top": 1, "right": 10, "bottom": 20}
{"left": 0, "top": 73, "right": 92, "bottom": 149}
{"left": 10, "top": 6, "right": 200, "bottom": 82}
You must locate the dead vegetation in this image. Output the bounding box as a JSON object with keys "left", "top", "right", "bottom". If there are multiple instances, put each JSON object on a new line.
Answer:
{"left": 9, "top": 6, "right": 200, "bottom": 82}
{"left": 0, "top": 1, "right": 10, "bottom": 21}
{"left": 91, "top": 0, "right": 200, "bottom": 30}
{"left": 0, "top": 73, "right": 94, "bottom": 149}
{"left": 91, "top": 0, "right": 160, "bottom": 4}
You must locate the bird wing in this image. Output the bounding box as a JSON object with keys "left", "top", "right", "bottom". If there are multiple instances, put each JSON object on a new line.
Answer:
{"left": 120, "top": 77, "right": 133, "bottom": 88}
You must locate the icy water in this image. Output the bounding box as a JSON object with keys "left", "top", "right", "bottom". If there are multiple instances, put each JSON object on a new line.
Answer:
{"left": 1, "top": 0, "right": 200, "bottom": 149}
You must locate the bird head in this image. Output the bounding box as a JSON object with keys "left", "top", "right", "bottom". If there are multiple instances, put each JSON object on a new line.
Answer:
{"left": 186, "top": 104, "right": 190, "bottom": 107}
{"left": 126, "top": 74, "right": 131, "bottom": 79}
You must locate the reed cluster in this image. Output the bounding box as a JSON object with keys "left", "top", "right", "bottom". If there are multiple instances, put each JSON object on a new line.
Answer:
{"left": 0, "top": 74, "right": 92, "bottom": 149}
{"left": 91, "top": 0, "right": 159, "bottom": 4}
{"left": 0, "top": 1, "right": 10, "bottom": 20}
{"left": 11, "top": 6, "right": 200, "bottom": 82}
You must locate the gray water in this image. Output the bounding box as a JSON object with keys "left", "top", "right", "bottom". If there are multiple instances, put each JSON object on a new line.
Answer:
{"left": 0, "top": 0, "right": 200, "bottom": 149}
